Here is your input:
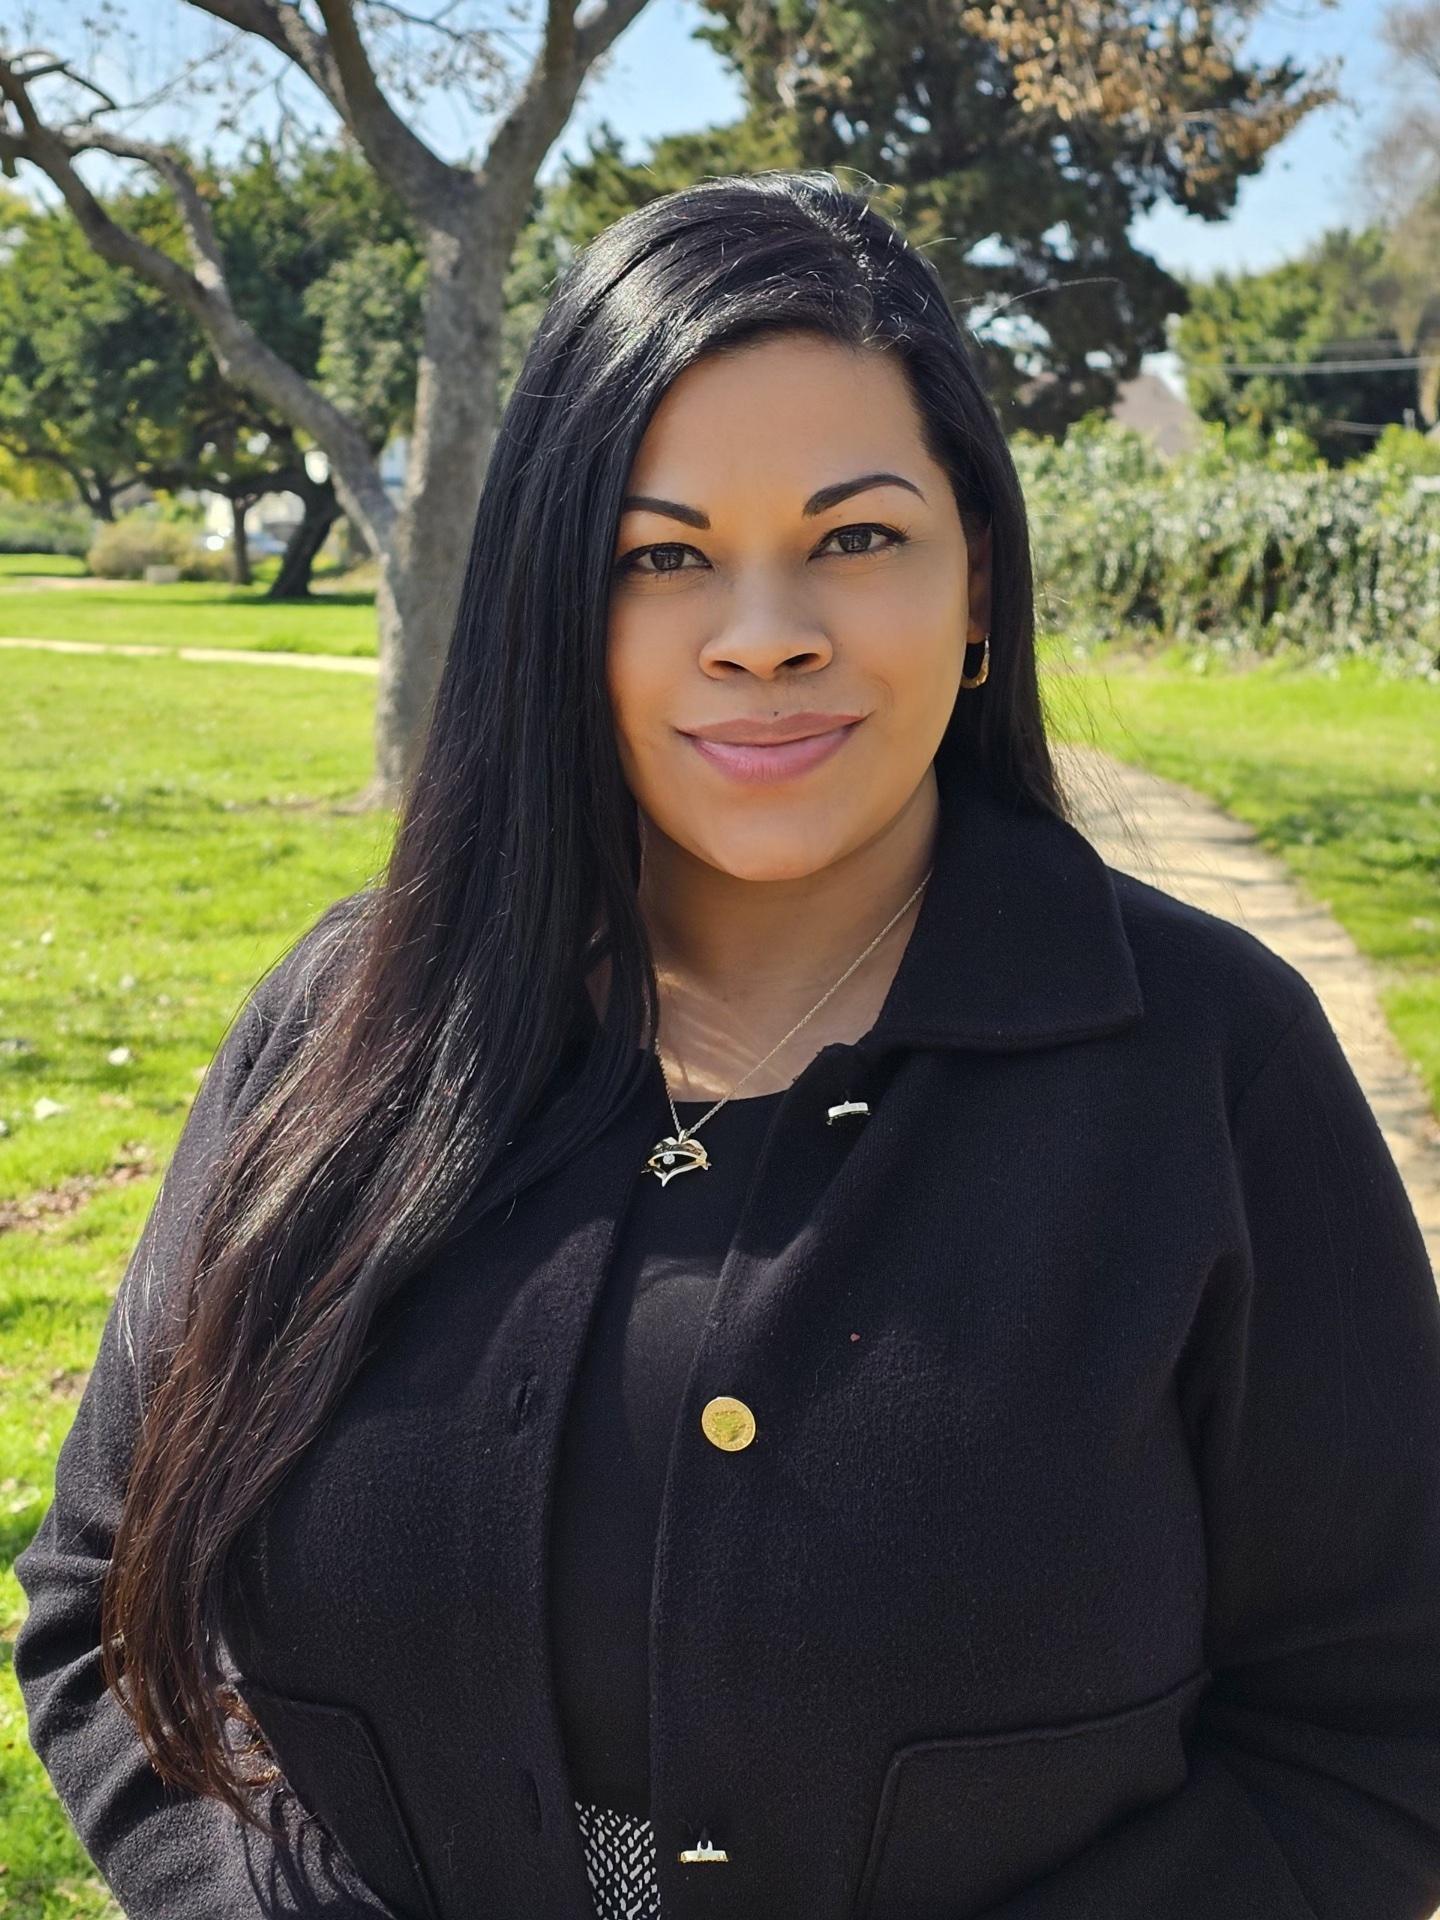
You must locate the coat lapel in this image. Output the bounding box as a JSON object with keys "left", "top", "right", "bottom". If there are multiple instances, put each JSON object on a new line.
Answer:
{"left": 862, "top": 757, "right": 1145, "bottom": 1056}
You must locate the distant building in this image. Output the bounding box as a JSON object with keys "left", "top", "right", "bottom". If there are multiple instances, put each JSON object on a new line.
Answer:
{"left": 1110, "top": 367, "right": 1201, "bottom": 459}
{"left": 1010, "top": 350, "right": 1201, "bottom": 458}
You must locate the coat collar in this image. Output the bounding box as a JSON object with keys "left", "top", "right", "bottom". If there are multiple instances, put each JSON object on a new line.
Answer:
{"left": 845, "top": 754, "right": 1145, "bottom": 1056}
{"left": 581, "top": 755, "right": 1145, "bottom": 1069}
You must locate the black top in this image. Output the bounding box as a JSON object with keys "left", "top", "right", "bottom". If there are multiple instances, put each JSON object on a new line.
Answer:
{"left": 18, "top": 815, "right": 1440, "bottom": 1920}
{"left": 548, "top": 1077, "right": 788, "bottom": 1811}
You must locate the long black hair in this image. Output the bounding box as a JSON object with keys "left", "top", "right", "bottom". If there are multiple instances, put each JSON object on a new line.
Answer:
{"left": 101, "top": 168, "right": 1064, "bottom": 1821}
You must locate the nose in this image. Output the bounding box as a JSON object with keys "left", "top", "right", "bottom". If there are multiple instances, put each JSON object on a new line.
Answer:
{"left": 698, "top": 578, "right": 835, "bottom": 677}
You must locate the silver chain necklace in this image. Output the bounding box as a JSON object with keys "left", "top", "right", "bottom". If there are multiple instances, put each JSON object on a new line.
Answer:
{"left": 642, "top": 867, "right": 932, "bottom": 1185}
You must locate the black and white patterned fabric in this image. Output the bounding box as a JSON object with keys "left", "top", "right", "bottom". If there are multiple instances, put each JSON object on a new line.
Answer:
{"left": 574, "top": 1800, "right": 662, "bottom": 1918}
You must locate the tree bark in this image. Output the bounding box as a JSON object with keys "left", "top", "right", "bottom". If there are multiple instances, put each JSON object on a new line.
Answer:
{"left": 230, "top": 494, "right": 251, "bottom": 585}
{"left": 268, "top": 474, "right": 340, "bottom": 600}
{"left": 336, "top": 513, "right": 368, "bottom": 569}
{"left": 355, "top": 225, "right": 505, "bottom": 805}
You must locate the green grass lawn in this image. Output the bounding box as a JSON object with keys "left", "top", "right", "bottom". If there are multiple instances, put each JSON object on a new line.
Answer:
{"left": 1, "top": 648, "right": 388, "bottom": 1919}
{"left": 0, "top": 551, "right": 377, "bottom": 655}
{"left": 1, "top": 609, "right": 1436, "bottom": 1916}
{"left": 0, "top": 554, "right": 88, "bottom": 581}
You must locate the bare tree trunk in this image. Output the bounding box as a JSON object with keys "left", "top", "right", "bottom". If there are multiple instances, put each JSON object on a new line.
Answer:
{"left": 230, "top": 494, "right": 251, "bottom": 585}
{"left": 268, "top": 476, "right": 340, "bottom": 600}
{"left": 362, "top": 559, "right": 419, "bottom": 808}
{"left": 352, "top": 229, "right": 503, "bottom": 805}
{"left": 337, "top": 514, "right": 368, "bottom": 569}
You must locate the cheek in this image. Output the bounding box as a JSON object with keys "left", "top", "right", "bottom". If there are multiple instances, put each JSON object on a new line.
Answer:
{"left": 604, "top": 615, "right": 645, "bottom": 734}
{"left": 605, "top": 616, "right": 677, "bottom": 789}
{"left": 843, "top": 540, "right": 964, "bottom": 637}
{"left": 849, "top": 598, "right": 963, "bottom": 716}
{"left": 887, "top": 567, "right": 968, "bottom": 701}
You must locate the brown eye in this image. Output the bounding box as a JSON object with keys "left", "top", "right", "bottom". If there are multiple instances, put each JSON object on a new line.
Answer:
{"left": 614, "top": 542, "right": 703, "bottom": 577}
{"left": 820, "top": 524, "right": 909, "bottom": 557}
{"left": 613, "top": 523, "right": 909, "bottom": 578}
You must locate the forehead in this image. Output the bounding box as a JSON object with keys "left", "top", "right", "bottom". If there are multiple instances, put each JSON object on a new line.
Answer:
{"left": 627, "top": 335, "right": 930, "bottom": 494}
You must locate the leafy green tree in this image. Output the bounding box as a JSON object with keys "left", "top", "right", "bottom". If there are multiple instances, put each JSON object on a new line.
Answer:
{"left": 530, "top": 0, "right": 1336, "bottom": 433}
{"left": 214, "top": 137, "right": 422, "bottom": 452}
{"left": 0, "top": 188, "right": 191, "bottom": 518}
{"left": 1359, "top": 3, "right": 1440, "bottom": 424}
{"left": 0, "top": 137, "right": 424, "bottom": 590}
{"left": 206, "top": 135, "right": 425, "bottom": 591}
{"left": 1176, "top": 227, "right": 1417, "bottom": 465}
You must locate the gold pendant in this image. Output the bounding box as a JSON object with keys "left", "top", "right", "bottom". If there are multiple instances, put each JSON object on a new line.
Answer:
{"left": 644, "top": 1132, "right": 711, "bottom": 1184}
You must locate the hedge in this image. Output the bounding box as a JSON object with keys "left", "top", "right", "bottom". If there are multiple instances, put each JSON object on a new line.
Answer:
{"left": 1013, "top": 420, "right": 1440, "bottom": 675}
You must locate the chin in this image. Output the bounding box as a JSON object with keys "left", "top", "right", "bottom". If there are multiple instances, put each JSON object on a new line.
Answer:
{"left": 688, "top": 823, "right": 850, "bottom": 885}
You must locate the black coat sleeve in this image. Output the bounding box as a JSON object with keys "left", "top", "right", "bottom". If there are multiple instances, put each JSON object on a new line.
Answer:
{"left": 975, "top": 988, "right": 1440, "bottom": 1920}
{"left": 12, "top": 899, "right": 396, "bottom": 1920}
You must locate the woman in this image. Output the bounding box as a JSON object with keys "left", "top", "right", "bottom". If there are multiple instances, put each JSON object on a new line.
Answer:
{"left": 14, "top": 172, "right": 1440, "bottom": 1920}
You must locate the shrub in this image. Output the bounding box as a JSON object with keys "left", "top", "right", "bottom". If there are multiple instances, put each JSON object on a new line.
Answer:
{"left": 1013, "top": 420, "right": 1440, "bottom": 675}
{"left": 86, "top": 512, "right": 225, "bottom": 581}
{"left": 0, "top": 499, "right": 95, "bottom": 555}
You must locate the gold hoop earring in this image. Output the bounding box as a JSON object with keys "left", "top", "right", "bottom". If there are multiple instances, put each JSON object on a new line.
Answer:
{"left": 960, "top": 633, "right": 990, "bottom": 689}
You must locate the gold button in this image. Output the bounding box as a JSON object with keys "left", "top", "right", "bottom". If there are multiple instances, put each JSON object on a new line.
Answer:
{"left": 700, "top": 1395, "right": 756, "bottom": 1451}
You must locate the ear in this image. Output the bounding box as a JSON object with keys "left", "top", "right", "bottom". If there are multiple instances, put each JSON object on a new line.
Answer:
{"left": 965, "top": 521, "right": 994, "bottom": 641}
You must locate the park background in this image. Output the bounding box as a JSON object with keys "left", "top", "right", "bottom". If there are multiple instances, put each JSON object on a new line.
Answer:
{"left": 1, "top": 1, "right": 1439, "bottom": 1913}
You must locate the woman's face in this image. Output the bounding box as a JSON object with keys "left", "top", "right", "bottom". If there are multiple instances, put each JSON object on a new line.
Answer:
{"left": 605, "top": 331, "right": 991, "bottom": 884}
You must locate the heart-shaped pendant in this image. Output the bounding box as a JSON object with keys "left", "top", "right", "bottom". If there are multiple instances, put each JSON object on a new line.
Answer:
{"left": 644, "top": 1132, "right": 711, "bottom": 1184}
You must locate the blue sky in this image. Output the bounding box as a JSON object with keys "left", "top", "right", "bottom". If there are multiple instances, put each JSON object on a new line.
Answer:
{"left": 15, "top": 0, "right": 1404, "bottom": 282}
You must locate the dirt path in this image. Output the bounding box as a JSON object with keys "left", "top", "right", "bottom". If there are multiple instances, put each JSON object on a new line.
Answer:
{"left": 0, "top": 635, "right": 376, "bottom": 671}
{"left": 0, "top": 572, "right": 146, "bottom": 589}
{"left": 1056, "top": 742, "right": 1440, "bottom": 1278}
{"left": 4, "top": 634, "right": 1435, "bottom": 1274}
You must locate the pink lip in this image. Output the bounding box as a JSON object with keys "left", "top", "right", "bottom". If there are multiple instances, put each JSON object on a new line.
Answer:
{"left": 684, "top": 719, "right": 862, "bottom": 783}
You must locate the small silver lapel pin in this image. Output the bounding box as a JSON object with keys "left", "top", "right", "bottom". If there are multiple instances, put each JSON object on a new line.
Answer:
{"left": 678, "top": 1828, "right": 729, "bottom": 1863}
{"left": 826, "top": 1099, "right": 870, "bottom": 1124}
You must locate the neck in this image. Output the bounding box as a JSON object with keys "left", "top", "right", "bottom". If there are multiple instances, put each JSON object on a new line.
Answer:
{"left": 633, "top": 771, "right": 939, "bottom": 1097}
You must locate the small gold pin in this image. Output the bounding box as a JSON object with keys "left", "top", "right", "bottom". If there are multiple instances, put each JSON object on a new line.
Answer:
{"left": 826, "top": 1098, "right": 869, "bottom": 1124}
{"left": 678, "top": 1828, "right": 729, "bottom": 1863}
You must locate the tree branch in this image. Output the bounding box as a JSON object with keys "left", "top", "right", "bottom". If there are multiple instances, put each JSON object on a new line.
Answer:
{"left": 0, "top": 430, "right": 101, "bottom": 492}
{"left": 573, "top": 0, "right": 653, "bottom": 75}
{"left": 186, "top": 0, "right": 457, "bottom": 220}
{"left": 480, "top": 0, "right": 650, "bottom": 237}
{"left": 0, "top": 52, "right": 395, "bottom": 552}
{"left": 72, "top": 0, "right": 652, "bottom": 272}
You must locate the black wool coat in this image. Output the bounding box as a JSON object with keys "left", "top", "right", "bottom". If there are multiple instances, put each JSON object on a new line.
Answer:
{"left": 15, "top": 764, "right": 1440, "bottom": 1920}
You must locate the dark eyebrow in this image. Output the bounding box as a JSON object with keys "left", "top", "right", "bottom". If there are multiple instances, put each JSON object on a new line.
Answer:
{"left": 804, "top": 472, "right": 926, "bottom": 517}
{"left": 618, "top": 471, "right": 926, "bottom": 530}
